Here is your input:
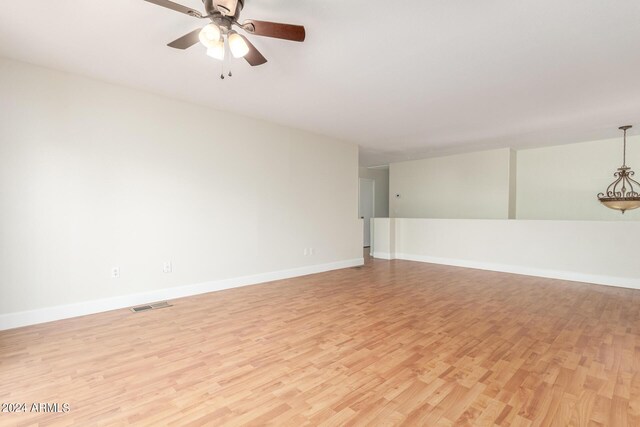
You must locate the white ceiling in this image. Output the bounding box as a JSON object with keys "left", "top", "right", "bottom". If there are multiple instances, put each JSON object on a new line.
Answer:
{"left": 1, "top": 1, "right": 640, "bottom": 166}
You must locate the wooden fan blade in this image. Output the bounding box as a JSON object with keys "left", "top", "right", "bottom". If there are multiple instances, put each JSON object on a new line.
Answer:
{"left": 144, "top": 0, "right": 202, "bottom": 18}
{"left": 240, "top": 35, "right": 267, "bottom": 66}
{"left": 242, "top": 20, "right": 306, "bottom": 42}
{"left": 213, "top": 0, "right": 238, "bottom": 16}
{"left": 167, "top": 28, "right": 201, "bottom": 49}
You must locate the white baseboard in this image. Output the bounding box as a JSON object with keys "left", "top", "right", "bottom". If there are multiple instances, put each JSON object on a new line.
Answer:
{"left": 394, "top": 253, "right": 640, "bottom": 290}
{"left": 372, "top": 252, "right": 393, "bottom": 260}
{"left": 0, "top": 258, "right": 364, "bottom": 331}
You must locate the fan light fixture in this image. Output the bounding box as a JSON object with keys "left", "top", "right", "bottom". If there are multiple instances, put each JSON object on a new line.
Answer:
{"left": 144, "top": 0, "right": 308, "bottom": 70}
{"left": 199, "top": 24, "right": 222, "bottom": 48}
{"left": 228, "top": 31, "right": 250, "bottom": 58}
{"left": 597, "top": 125, "right": 640, "bottom": 214}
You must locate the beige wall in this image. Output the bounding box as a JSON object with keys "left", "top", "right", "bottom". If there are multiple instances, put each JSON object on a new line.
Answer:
{"left": 358, "top": 167, "right": 389, "bottom": 218}
{"left": 373, "top": 218, "right": 640, "bottom": 289}
{"left": 517, "top": 137, "right": 640, "bottom": 220}
{"left": 389, "top": 148, "right": 514, "bottom": 219}
{"left": 388, "top": 136, "right": 640, "bottom": 221}
{"left": 0, "top": 58, "right": 362, "bottom": 319}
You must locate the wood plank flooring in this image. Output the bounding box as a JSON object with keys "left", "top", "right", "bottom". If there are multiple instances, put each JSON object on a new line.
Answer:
{"left": 1, "top": 254, "right": 640, "bottom": 426}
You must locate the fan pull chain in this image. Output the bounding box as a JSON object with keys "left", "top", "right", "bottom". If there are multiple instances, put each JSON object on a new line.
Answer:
{"left": 225, "top": 40, "right": 232, "bottom": 78}
{"left": 218, "top": 38, "right": 232, "bottom": 80}
{"left": 220, "top": 68, "right": 231, "bottom": 79}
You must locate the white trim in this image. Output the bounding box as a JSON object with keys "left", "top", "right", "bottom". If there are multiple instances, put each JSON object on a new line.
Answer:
{"left": 0, "top": 258, "right": 364, "bottom": 331}
{"left": 394, "top": 253, "right": 640, "bottom": 290}
{"left": 358, "top": 178, "right": 375, "bottom": 248}
{"left": 372, "top": 252, "right": 393, "bottom": 260}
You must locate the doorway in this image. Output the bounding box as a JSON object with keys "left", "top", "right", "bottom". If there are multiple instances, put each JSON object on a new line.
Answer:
{"left": 359, "top": 178, "right": 375, "bottom": 248}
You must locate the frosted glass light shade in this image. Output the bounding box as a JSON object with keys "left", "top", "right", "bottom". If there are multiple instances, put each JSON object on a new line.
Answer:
{"left": 228, "top": 32, "right": 249, "bottom": 58}
{"left": 600, "top": 198, "right": 640, "bottom": 213}
{"left": 206, "top": 40, "right": 225, "bottom": 60}
{"left": 199, "top": 24, "right": 222, "bottom": 48}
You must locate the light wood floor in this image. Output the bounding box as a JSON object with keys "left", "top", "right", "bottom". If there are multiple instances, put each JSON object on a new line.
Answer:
{"left": 2, "top": 254, "right": 640, "bottom": 426}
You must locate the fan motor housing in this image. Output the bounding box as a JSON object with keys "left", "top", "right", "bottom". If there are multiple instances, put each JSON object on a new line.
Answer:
{"left": 204, "top": 0, "right": 244, "bottom": 21}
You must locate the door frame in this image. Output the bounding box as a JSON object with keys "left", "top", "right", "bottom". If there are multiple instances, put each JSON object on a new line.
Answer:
{"left": 358, "top": 178, "right": 375, "bottom": 251}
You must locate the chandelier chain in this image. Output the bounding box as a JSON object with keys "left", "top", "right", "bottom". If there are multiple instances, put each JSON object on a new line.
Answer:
{"left": 623, "top": 127, "right": 627, "bottom": 167}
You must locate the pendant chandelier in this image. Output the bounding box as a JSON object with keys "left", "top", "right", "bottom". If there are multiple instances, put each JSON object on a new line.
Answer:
{"left": 598, "top": 125, "right": 640, "bottom": 213}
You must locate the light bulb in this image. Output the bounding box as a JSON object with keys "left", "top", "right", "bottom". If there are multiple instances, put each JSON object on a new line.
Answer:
{"left": 199, "top": 24, "right": 221, "bottom": 48}
{"left": 206, "top": 39, "right": 225, "bottom": 60}
{"left": 228, "top": 32, "right": 250, "bottom": 58}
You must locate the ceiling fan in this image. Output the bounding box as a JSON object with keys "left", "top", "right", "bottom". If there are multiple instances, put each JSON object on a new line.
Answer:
{"left": 144, "top": 0, "right": 305, "bottom": 68}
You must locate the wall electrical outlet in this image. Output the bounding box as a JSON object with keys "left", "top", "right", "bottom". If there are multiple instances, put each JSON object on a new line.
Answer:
{"left": 111, "top": 267, "right": 120, "bottom": 279}
{"left": 163, "top": 262, "right": 172, "bottom": 273}
{"left": 303, "top": 248, "right": 309, "bottom": 256}
{"left": 309, "top": 248, "right": 314, "bottom": 255}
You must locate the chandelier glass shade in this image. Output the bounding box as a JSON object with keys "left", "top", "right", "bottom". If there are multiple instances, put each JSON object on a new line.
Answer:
{"left": 598, "top": 125, "right": 640, "bottom": 214}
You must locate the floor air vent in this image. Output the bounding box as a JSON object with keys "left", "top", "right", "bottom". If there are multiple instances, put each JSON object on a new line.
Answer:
{"left": 130, "top": 301, "right": 172, "bottom": 313}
